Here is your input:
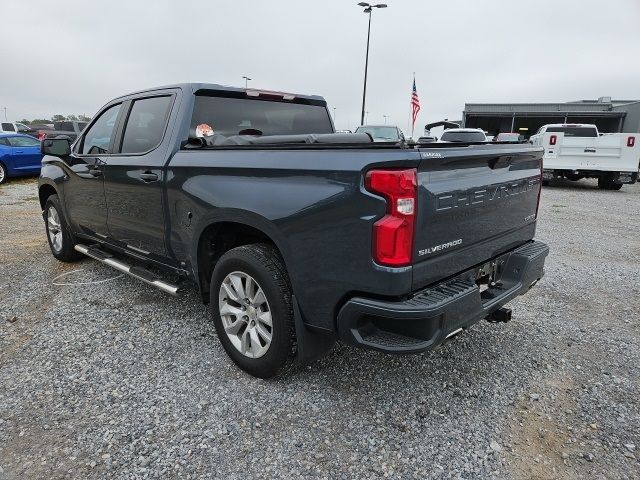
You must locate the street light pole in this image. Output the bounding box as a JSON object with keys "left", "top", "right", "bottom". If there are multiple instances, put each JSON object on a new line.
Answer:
{"left": 2, "top": 107, "right": 6, "bottom": 121}
{"left": 333, "top": 107, "right": 337, "bottom": 127}
{"left": 242, "top": 76, "right": 252, "bottom": 88}
{"left": 357, "top": 2, "right": 387, "bottom": 126}
{"left": 383, "top": 114, "right": 388, "bottom": 124}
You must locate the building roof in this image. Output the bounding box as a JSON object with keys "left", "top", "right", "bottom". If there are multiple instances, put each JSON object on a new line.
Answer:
{"left": 464, "top": 97, "right": 639, "bottom": 115}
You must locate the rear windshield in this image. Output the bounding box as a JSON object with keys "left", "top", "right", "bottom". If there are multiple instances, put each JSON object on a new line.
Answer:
{"left": 496, "top": 133, "right": 520, "bottom": 141}
{"left": 355, "top": 126, "right": 399, "bottom": 141}
{"left": 546, "top": 126, "right": 597, "bottom": 137}
{"left": 440, "top": 131, "right": 486, "bottom": 142}
{"left": 191, "top": 96, "right": 333, "bottom": 137}
{"left": 55, "top": 121, "right": 73, "bottom": 131}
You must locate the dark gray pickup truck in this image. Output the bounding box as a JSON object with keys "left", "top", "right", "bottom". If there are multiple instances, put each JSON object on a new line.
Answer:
{"left": 38, "top": 83, "right": 548, "bottom": 378}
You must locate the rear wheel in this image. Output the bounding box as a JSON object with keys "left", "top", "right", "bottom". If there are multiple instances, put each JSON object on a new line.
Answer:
{"left": 598, "top": 174, "right": 623, "bottom": 190}
{"left": 44, "top": 194, "right": 82, "bottom": 262}
{"left": 0, "top": 162, "right": 7, "bottom": 185}
{"left": 210, "top": 244, "right": 296, "bottom": 378}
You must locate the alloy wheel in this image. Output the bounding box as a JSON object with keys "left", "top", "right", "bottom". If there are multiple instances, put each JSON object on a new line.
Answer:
{"left": 218, "top": 271, "right": 273, "bottom": 358}
{"left": 47, "top": 206, "right": 63, "bottom": 253}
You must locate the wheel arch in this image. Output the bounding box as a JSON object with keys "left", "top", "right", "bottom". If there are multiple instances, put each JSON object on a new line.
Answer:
{"left": 193, "top": 214, "right": 290, "bottom": 303}
{"left": 38, "top": 183, "right": 59, "bottom": 211}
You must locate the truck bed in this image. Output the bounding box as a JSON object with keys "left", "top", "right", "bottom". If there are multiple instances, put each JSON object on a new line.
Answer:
{"left": 166, "top": 141, "right": 543, "bottom": 332}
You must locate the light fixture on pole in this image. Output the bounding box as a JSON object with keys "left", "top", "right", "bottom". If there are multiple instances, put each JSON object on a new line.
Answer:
{"left": 357, "top": 2, "right": 387, "bottom": 126}
{"left": 242, "top": 76, "right": 252, "bottom": 88}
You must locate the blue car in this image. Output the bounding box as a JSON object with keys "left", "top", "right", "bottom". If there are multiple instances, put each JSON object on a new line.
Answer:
{"left": 0, "top": 133, "right": 43, "bottom": 184}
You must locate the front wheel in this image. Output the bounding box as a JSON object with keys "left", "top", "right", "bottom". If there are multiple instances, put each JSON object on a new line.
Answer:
{"left": 210, "top": 244, "right": 296, "bottom": 378}
{"left": 44, "top": 194, "right": 82, "bottom": 262}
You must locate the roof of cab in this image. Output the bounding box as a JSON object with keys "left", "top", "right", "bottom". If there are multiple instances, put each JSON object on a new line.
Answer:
{"left": 109, "top": 83, "right": 327, "bottom": 104}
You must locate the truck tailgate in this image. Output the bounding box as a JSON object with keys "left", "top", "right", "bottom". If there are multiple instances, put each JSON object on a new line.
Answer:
{"left": 412, "top": 144, "right": 543, "bottom": 290}
{"left": 541, "top": 132, "right": 640, "bottom": 171}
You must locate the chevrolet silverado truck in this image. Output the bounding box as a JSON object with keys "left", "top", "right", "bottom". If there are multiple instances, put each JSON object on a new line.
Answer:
{"left": 530, "top": 123, "right": 639, "bottom": 190}
{"left": 38, "top": 83, "right": 548, "bottom": 378}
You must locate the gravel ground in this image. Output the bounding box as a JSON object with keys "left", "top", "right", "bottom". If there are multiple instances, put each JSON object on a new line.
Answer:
{"left": 0, "top": 176, "right": 638, "bottom": 479}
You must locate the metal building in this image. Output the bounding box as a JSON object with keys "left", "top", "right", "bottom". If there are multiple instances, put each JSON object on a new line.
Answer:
{"left": 462, "top": 97, "right": 640, "bottom": 138}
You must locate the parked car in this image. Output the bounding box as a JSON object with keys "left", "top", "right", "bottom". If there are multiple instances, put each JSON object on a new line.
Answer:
{"left": 1, "top": 122, "right": 33, "bottom": 135}
{"left": 354, "top": 125, "right": 405, "bottom": 143}
{"left": 530, "top": 123, "right": 639, "bottom": 189}
{"left": 37, "top": 121, "right": 88, "bottom": 141}
{"left": 495, "top": 132, "right": 525, "bottom": 143}
{"left": 38, "top": 83, "right": 548, "bottom": 378}
{"left": 0, "top": 133, "right": 43, "bottom": 184}
{"left": 439, "top": 128, "right": 487, "bottom": 143}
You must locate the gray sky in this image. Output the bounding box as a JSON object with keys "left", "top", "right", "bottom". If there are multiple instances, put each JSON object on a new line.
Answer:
{"left": 1, "top": 0, "right": 639, "bottom": 133}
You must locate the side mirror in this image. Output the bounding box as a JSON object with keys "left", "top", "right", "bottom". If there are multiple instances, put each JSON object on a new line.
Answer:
{"left": 41, "top": 137, "right": 71, "bottom": 156}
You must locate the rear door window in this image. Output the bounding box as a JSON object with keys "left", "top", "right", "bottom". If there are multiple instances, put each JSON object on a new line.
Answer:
{"left": 81, "top": 104, "right": 122, "bottom": 155}
{"left": 120, "top": 96, "right": 173, "bottom": 154}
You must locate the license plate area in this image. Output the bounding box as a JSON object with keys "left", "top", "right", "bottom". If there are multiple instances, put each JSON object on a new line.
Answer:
{"left": 475, "top": 260, "right": 500, "bottom": 296}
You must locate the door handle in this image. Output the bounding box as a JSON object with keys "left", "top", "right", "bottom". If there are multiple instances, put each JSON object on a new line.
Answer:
{"left": 139, "top": 172, "right": 159, "bottom": 182}
{"left": 15, "top": 150, "right": 24, "bottom": 153}
{"left": 88, "top": 168, "right": 102, "bottom": 177}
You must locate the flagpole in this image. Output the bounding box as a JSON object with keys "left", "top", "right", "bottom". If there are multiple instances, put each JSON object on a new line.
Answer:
{"left": 407, "top": 72, "right": 413, "bottom": 138}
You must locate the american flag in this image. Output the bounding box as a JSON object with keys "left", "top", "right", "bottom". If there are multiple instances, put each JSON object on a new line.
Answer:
{"left": 411, "top": 77, "right": 421, "bottom": 129}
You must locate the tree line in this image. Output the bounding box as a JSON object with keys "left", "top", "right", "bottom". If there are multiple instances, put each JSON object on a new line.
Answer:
{"left": 18, "top": 114, "right": 92, "bottom": 125}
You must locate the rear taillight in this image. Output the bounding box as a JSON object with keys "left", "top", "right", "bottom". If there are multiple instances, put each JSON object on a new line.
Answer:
{"left": 365, "top": 168, "right": 417, "bottom": 267}
{"left": 627, "top": 136, "right": 635, "bottom": 147}
{"left": 37, "top": 131, "right": 46, "bottom": 141}
{"left": 549, "top": 135, "right": 557, "bottom": 146}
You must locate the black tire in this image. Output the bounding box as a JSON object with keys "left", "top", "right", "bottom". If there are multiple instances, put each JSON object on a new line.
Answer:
{"left": 0, "top": 162, "right": 7, "bottom": 185}
{"left": 565, "top": 173, "right": 582, "bottom": 182}
{"left": 210, "top": 243, "right": 296, "bottom": 378}
{"left": 44, "top": 194, "right": 82, "bottom": 262}
{"left": 541, "top": 179, "right": 550, "bottom": 187}
{"left": 597, "top": 174, "right": 623, "bottom": 190}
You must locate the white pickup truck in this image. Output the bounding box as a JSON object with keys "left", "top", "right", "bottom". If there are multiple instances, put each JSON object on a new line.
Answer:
{"left": 530, "top": 124, "right": 639, "bottom": 190}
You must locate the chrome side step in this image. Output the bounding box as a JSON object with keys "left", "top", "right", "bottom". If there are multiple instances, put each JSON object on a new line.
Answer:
{"left": 74, "top": 244, "right": 180, "bottom": 295}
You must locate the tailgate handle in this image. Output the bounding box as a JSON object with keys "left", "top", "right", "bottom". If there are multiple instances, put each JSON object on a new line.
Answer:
{"left": 489, "top": 156, "right": 512, "bottom": 169}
